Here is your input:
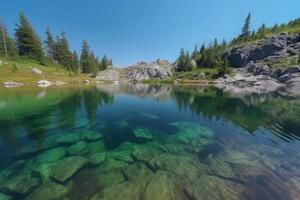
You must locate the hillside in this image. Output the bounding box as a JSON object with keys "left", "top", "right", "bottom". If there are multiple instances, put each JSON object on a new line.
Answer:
{"left": 0, "top": 57, "right": 93, "bottom": 85}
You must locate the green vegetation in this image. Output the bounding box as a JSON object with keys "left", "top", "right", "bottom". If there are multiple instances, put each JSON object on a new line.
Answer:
{"left": 0, "top": 57, "right": 93, "bottom": 83}
{"left": 232, "top": 15, "right": 300, "bottom": 45}
{"left": 176, "top": 13, "right": 300, "bottom": 78}
{"left": 0, "top": 12, "right": 113, "bottom": 80}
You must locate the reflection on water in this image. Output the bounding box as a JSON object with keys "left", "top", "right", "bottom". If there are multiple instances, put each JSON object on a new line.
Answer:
{"left": 0, "top": 84, "right": 299, "bottom": 200}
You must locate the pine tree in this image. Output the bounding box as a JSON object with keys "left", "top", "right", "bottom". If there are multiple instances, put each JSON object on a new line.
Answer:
{"left": 257, "top": 23, "right": 267, "bottom": 38}
{"left": 73, "top": 51, "right": 80, "bottom": 74}
{"left": 53, "top": 31, "right": 74, "bottom": 70}
{"left": 99, "top": 55, "right": 111, "bottom": 71}
{"left": 15, "top": 12, "right": 44, "bottom": 61}
{"left": 80, "top": 40, "right": 92, "bottom": 73}
{"left": 192, "top": 45, "right": 198, "bottom": 59}
{"left": 0, "top": 19, "right": 16, "bottom": 57}
{"left": 241, "top": 13, "right": 251, "bottom": 39}
{"left": 200, "top": 44, "right": 205, "bottom": 54}
{"left": 45, "top": 27, "right": 55, "bottom": 61}
{"left": 176, "top": 49, "right": 192, "bottom": 72}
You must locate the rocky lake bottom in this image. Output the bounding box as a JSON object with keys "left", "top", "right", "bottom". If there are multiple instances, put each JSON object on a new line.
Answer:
{"left": 0, "top": 84, "right": 300, "bottom": 200}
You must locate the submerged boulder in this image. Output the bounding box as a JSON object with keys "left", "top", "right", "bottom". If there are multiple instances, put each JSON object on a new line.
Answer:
{"left": 67, "top": 141, "right": 88, "bottom": 155}
{"left": 50, "top": 156, "right": 88, "bottom": 182}
{"left": 143, "top": 170, "right": 186, "bottom": 200}
{"left": 0, "top": 193, "right": 12, "bottom": 200}
{"left": 132, "top": 128, "right": 154, "bottom": 142}
{"left": 80, "top": 130, "right": 103, "bottom": 141}
{"left": 2, "top": 174, "right": 40, "bottom": 195}
{"left": 25, "top": 181, "right": 68, "bottom": 200}
{"left": 35, "top": 147, "right": 66, "bottom": 163}
{"left": 89, "top": 152, "right": 106, "bottom": 165}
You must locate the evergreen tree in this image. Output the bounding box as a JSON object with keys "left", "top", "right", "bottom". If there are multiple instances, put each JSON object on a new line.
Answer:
{"left": 200, "top": 44, "right": 205, "bottom": 54}
{"left": 241, "top": 13, "right": 251, "bottom": 39}
{"left": 257, "top": 23, "right": 267, "bottom": 38}
{"left": 45, "top": 27, "right": 55, "bottom": 61}
{"left": 176, "top": 49, "right": 192, "bottom": 72}
{"left": 15, "top": 12, "right": 44, "bottom": 61}
{"left": 54, "top": 32, "right": 74, "bottom": 70}
{"left": 99, "top": 55, "right": 111, "bottom": 71}
{"left": 80, "top": 40, "right": 91, "bottom": 73}
{"left": 0, "top": 19, "right": 16, "bottom": 57}
{"left": 192, "top": 45, "right": 198, "bottom": 59}
{"left": 73, "top": 51, "right": 80, "bottom": 74}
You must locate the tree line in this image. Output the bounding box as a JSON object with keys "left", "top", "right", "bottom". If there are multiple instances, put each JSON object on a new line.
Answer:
{"left": 0, "top": 13, "right": 112, "bottom": 75}
{"left": 176, "top": 13, "right": 300, "bottom": 72}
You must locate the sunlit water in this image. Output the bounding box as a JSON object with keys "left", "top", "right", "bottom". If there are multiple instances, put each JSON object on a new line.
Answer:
{"left": 0, "top": 84, "right": 300, "bottom": 200}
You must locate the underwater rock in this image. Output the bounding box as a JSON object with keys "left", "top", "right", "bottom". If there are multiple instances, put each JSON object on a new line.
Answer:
{"left": 94, "top": 168, "right": 126, "bottom": 189}
{"left": 85, "top": 140, "right": 106, "bottom": 155}
{"left": 206, "top": 154, "right": 236, "bottom": 179}
{"left": 132, "top": 128, "right": 154, "bottom": 142}
{"left": 187, "top": 175, "right": 245, "bottom": 200}
{"left": 67, "top": 141, "right": 88, "bottom": 155}
{"left": 143, "top": 170, "right": 186, "bottom": 200}
{"left": 32, "top": 163, "right": 53, "bottom": 179}
{"left": 50, "top": 156, "right": 89, "bottom": 183}
{"left": 90, "top": 152, "right": 106, "bottom": 165}
{"left": 54, "top": 132, "right": 80, "bottom": 145}
{"left": 224, "top": 150, "right": 260, "bottom": 167}
{"left": 25, "top": 181, "right": 68, "bottom": 200}
{"left": 80, "top": 130, "right": 103, "bottom": 141}
{"left": 109, "top": 150, "right": 135, "bottom": 163}
{"left": 91, "top": 179, "right": 148, "bottom": 200}
{"left": 113, "top": 120, "right": 129, "bottom": 129}
{"left": 131, "top": 144, "right": 163, "bottom": 163}
{"left": 122, "top": 162, "right": 153, "bottom": 181}
{"left": 0, "top": 193, "right": 12, "bottom": 200}
{"left": 2, "top": 174, "right": 40, "bottom": 195}
{"left": 35, "top": 147, "right": 66, "bottom": 163}
{"left": 169, "top": 121, "right": 214, "bottom": 142}
{"left": 99, "top": 158, "right": 130, "bottom": 172}
{"left": 149, "top": 153, "right": 206, "bottom": 181}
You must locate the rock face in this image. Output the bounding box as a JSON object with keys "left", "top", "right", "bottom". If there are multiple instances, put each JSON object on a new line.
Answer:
{"left": 96, "top": 68, "right": 122, "bottom": 81}
{"left": 126, "top": 59, "right": 174, "bottom": 81}
{"left": 226, "top": 33, "right": 300, "bottom": 68}
{"left": 221, "top": 33, "right": 300, "bottom": 96}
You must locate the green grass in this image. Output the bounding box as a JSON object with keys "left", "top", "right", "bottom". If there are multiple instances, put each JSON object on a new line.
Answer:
{"left": 174, "top": 67, "right": 228, "bottom": 80}
{"left": 0, "top": 57, "right": 93, "bottom": 84}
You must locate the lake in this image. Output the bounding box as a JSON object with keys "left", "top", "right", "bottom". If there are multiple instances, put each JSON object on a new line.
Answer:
{"left": 0, "top": 84, "right": 299, "bottom": 200}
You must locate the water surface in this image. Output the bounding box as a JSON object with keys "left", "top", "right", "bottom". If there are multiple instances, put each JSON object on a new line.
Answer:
{"left": 0, "top": 84, "right": 300, "bottom": 200}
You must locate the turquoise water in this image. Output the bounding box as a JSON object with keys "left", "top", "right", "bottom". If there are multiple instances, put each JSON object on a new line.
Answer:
{"left": 0, "top": 84, "right": 300, "bottom": 200}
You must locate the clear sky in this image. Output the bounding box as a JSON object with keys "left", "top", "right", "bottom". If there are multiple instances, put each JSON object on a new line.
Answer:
{"left": 0, "top": 0, "right": 299, "bottom": 66}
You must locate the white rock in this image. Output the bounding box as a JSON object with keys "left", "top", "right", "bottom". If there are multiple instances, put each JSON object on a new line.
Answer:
{"left": 3, "top": 82, "right": 23, "bottom": 88}
{"left": 32, "top": 67, "right": 42, "bottom": 74}
{"left": 37, "top": 80, "right": 52, "bottom": 88}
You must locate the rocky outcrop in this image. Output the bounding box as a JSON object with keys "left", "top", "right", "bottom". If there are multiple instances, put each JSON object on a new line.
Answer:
{"left": 126, "top": 59, "right": 174, "bottom": 81}
{"left": 226, "top": 33, "right": 300, "bottom": 68}
{"left": 96, "top": 68, "right": 122, "bottom": 81}
{"left": 221, "top": 33, "right": 300, "bottom": 96}
{"left": 215, "top": 65, "right": 300, "bottom": 96}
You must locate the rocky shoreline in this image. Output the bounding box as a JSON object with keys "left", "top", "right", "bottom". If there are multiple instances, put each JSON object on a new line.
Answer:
{"left": 217, "top": 32, "right": 300, "bottom": 96}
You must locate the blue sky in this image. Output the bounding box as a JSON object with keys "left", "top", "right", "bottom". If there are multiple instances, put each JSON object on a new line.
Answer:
{"left": 1, "top": 0, "right": 299, "bottom": 66}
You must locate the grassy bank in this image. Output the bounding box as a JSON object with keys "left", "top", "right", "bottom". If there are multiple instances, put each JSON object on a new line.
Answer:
{"left": 0, "top": 57, "right": 93, "bottom": 84}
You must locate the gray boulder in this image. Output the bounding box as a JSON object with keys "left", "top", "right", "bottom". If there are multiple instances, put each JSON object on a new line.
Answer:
{"left": 127, "top": 59, "right": 174, "bottom": 81}
{"left": 246, "top": 62, "right": 281, "bottom": 78}
{"left": 226, "top": 33, "right": 300, "bottom": 68}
